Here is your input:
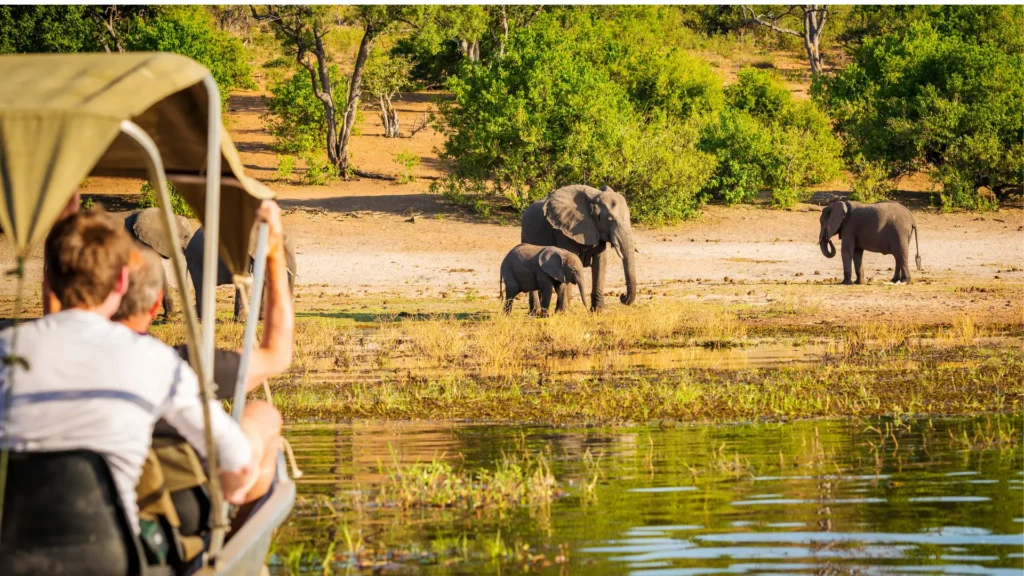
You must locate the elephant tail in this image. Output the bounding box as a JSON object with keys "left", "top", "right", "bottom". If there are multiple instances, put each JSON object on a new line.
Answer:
{"left": 499, "top": 275, "right": 504, "bottom": 300}
{"left": 912, "top": 224, "right": 922, "bottom": 271}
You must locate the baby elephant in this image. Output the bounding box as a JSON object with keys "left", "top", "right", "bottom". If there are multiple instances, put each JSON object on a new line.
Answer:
{"left": 500, "top": 244, "right": 587, "bottom": 315}
{"left": 819, "top": 199, "right": 922, "bottom": 284}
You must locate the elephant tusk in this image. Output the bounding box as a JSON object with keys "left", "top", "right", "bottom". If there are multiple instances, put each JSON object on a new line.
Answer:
{"left": 612, "top": 243, "right": 624, "bottom": 260}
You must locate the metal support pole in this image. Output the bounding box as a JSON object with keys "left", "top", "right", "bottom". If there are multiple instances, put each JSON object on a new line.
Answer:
{"left": 199, "top": 75, "right": 230, "bottom": 564}
{"left": 232, "top": 223, "right": 269, "bottom": 423}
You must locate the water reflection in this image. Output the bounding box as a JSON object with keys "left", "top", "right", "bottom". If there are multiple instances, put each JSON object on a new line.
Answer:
{"left": 272, "top": 417, "right": 1023, "bottom": 574}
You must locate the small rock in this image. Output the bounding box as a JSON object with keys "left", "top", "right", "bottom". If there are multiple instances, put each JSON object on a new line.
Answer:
{"left": 814, "top": 270, "right": 821, "bottom": 276}
{"left": 795, "top": 272, "right": 804, "bottom": 277}
{"left": 406, "top": 215, "right": 417, "bottom": 223}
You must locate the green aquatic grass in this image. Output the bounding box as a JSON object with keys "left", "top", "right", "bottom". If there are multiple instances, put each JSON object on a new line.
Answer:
{"left": 271, "top": 345, "right": 1023, "bottom": 424}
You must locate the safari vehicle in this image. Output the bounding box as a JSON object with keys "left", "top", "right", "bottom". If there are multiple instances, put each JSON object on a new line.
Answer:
{"left": 0, "top": 53, "right": 295, "bottom": 575}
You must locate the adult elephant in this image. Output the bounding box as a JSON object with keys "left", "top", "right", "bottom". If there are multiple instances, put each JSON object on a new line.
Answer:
{"left": 123, "top": 208, "right": 194, "bottom": 316}
{"left": 819, "top": 198, "right": 921, "bottom": 284}
{"left": 521, "top": 184, "right": 636, "bottom": 310}
{"left": 186, "top": 226, "right": 297, "bottom": 321}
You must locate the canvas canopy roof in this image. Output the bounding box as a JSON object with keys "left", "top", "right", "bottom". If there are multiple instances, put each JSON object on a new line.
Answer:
{"left": 0, "top": 52, "right": 273, "bottom": 275}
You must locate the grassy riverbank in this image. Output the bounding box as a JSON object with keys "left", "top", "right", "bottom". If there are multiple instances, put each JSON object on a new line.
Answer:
{"left": 148, "top": 299, "right": 1024, "bottom": 425}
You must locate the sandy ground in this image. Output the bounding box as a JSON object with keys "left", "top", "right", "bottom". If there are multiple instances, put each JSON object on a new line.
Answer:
{"left": 2, "top": 89, "right": 1021, "bottom": 327}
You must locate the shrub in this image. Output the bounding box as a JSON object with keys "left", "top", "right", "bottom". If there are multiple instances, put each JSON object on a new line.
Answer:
{"left": 276, "top": 155, "right": 296, "bottom": 182}
{"left": 138, "top": 181, "right": 195, "bottom": 218}
{"left": 435, "top": 12, "right": 721, "bottom": 224}
{"left": 700, "top": 69, "right": 842, "bottom": 208}
{"left": 303, "top": 154, "right": 337, "bottom": 186}
{"left": 614, "top": 114, "right": 718, "bottom": 223}
{"left": 125, "top": 6, "right": 254, "bottom": 103}
{"left": 849, "top": 155, "right": 895, "bottom": 203}
{"left": 815, "top": 17, "right": 1024, "bottom": 208}
{"left": 393, "top": 151, "right": 420, "bottom": 184}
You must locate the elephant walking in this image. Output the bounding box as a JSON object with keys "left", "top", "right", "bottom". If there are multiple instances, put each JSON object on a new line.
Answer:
{"left": 500, "top": 244, "right": 587, "bottom": 316}
{"left": 819, "top": 199, "right": 921, "bottom": 285}
{"left": 185, "top": 226, "right": 296, "bottom": 321}
{"left": 521, "top": 185, "right": 637, "bottom": 311}
{"left": 123, "top": 208, "right": 194, "bottom": 316}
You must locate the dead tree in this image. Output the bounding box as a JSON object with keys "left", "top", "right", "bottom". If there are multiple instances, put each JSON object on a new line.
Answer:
{"left": 742, "top": 5, "right": 829, "bottom": 76}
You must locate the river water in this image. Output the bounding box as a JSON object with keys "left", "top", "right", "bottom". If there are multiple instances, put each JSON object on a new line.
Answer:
{"left": 269, "top": 416, "right": 1023, "bottom": 574}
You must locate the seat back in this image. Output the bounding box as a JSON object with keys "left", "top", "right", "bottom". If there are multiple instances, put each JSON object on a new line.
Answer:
{"left": 0, "top": 450, "right": 144, "bottom": 576}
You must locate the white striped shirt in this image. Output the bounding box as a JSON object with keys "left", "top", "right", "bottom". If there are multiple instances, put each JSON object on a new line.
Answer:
{"left": 0, "top": 310, "right": 251, "bottom": 533}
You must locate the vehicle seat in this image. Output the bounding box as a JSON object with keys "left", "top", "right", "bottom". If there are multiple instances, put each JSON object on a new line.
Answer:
{"left": 0, "top": 450, "right": 146, "bottom": 576}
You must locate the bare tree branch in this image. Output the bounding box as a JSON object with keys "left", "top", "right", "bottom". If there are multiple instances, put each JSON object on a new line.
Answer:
{"left": 741, "top": 5, "right": 803, "bottom": 38}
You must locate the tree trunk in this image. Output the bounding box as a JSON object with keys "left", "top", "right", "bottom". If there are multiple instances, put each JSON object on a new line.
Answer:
{"left": 498, "top": 7, "right": 509, "bottom": 57}
{"left": 378, "top": 95, "right": 400, "bottom": 138}
{"left": 803, "top": 6, "right": 824, "bottom": 76}
{"left": 387, "top": 97, "right": 399, "bottom": 137}
{"left": 306, "top": 32, "right": 340, "bottom": 169}
{"left": 338, "top": 26, "right": 376, "bottom": 178}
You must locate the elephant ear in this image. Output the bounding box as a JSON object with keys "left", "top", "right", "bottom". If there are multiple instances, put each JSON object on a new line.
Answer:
{"left": 544, "top": 185, "right": 600, "bottom": 246}
{"left": 133, "top": 208, "right": 175, "bottom": 259}
{"left": 538, "top": 248, "right": 567, "bottom": 283}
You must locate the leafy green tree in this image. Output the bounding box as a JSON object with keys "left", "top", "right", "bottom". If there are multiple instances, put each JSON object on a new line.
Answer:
{"left": 0, "top": 6, "right": 252, "bottom": 102}
{"left": 265, "top": 65, "right": 348, "bottom": 155}
{"left": 391, "top": 6, "right": 545, "bottom": 87}
{"left": 362, "top": 53, "right": 413, "bottom": 138}
{"left": 126, "top": 6, "right": 254, "bottom": 101}
{"left": 815, "top": 17, "right": 1024, "bottom": 208}
{"left": 436, "top": 12, "right": 722, "bottom": 223}
{"left": 0, "top": 5, "right": 106, "bottom": 53}
{"left": 254, "top": 5, "right": 415, "bottom": 177}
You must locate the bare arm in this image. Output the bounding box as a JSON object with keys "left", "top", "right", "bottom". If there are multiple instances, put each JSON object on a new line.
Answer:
{"left": 241, "top": 201, "right": 294, "bottom": 392}
{"left": 160, "top": 354, "right": 257, "bottom": 504}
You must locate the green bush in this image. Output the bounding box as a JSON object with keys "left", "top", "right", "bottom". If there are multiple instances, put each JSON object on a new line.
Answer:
{"left": 266, "top": 67, "right": 348, "bottom": 155}
{"left": 700, "top": 69, "right": 842, "bottom": 208}
{"left": 276, "top": 155, "right": 296, "bottom": 182}
{"left": 138, "top": 181, "right": 195, "bottom": 218}
{"left": 393, "top": 151, "right": 420, "bottom": 184}
{"left": 125, "top": 6, "right": 254, "bottom": 103}
{"left": 613, "top": 114, "right": 718, "bottom": 223}
{"left": 303, "top": 155, "right": 337, "bottom": 186}
{"left": 436, "top": 12, "right": 723, "bottom": 224}
{"left": 849, "top": 155, "right": 895, "bottom": 203}
{"left": 815, "top": 16, "right": 1024, "bottom": 208}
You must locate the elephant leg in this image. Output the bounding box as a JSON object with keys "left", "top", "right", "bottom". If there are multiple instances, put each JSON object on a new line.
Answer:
{"left": 554, "top": 283, "right": 568, "bottom": 313}
{"left": 853, "top": 248, "right": 865, "bottom": 285}
{"left": 501, "top": 291, "right": 516, "bottom": 313}
{"left": 189, "top": 269, "right": 203, "bottom": 321}
{"left": 538, "top": 282, "right": 554, "bottom": 317}
{"left": 591, "top": 249, "right": 607, "bottom": 310}
{"left": 897, "top": 249, "right": 912, "bottom": 284}
{"left": 840, "top": 242, "right": 854, "bottom": 285}
{"left": 502, "top": 281, "right": 519, "bottom": 315}
{"left": 234, "top": 286, "right": 245, "bottom": 323}
{"left": 528, "top": 291, "right": 539, "bottom": 316}
{"left": 161, "top": 275, "right": 174, "bottom": 317}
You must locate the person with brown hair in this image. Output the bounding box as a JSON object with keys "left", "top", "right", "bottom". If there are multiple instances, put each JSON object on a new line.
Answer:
{"left": 0, "top": 209, "right": 259, "bottom": 535}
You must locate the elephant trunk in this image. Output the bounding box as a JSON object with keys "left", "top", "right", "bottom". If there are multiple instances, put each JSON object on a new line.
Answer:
{"left": 616, "top": 231, "right": 637, "bottom": 305}
{"left": 819, "top": 238, "right": 836, "bottom": 258}
{"left": 577, "top": 280, "right": 587, "bottom": 309}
